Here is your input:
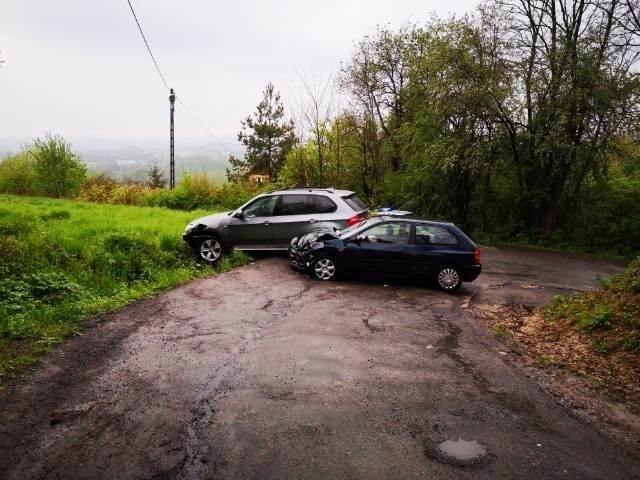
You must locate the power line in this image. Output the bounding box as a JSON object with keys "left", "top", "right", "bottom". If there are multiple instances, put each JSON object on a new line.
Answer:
{"left": 126, "top": 0, "right": 170, "bottom": 91}
{"left": 125, "top": 0, "right": 234, "bottom": 157}
{"left": 177, "top": 98, "right": 233, "bottom": 157}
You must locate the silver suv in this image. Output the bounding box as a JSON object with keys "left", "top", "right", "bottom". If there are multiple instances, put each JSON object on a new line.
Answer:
{"left": 182, "top": 188, "right": 368, "bottom": 264}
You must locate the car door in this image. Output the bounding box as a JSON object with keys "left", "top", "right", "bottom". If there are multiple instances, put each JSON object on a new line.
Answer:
{"left": 226, "top": 195, "right": 279, "bottom": 248}
{"left": 271, "top": 194, "right": 318, "bottom": 247}
{"left": 407, "top": 224, "right": 461, "bottom": 276}
{"left": 348, "top": 221, "right": 412, "bottom": 276}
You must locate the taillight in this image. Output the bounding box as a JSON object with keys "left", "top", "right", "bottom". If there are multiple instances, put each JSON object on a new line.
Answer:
{"left": 347, "top": 213, "right": 365, "bottom": 226}
{"left": 473, "top": 247, "right": 481, "bottom": 264}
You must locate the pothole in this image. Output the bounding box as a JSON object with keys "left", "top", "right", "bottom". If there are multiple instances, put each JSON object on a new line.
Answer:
{"left": 425, "top": 438, "right": 489, "bottom": 467}
{"left": 363, "top": 318, "right": 385, "bottom": 332}
{"left": 439, "top": 438, "right": 486, "bottom": 461}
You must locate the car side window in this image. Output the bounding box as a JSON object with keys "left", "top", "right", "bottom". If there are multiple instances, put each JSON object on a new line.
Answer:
{"left": 243, "top": 196, "right": 279, "bottom": 218}
{"left": 362, "top": 222, "right": 410, "bottom": 244}
{"left": 415, "top": 225, "right": 458, "bottom": 245}
{"left": 310, "top": 195, "right": 337, "bottom": 214}
{"left": 275, "top": 194, "right": 311, "bottom": 216}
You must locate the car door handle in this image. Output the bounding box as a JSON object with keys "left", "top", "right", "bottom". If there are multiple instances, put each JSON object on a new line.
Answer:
{"left": 263, "top": 221, "right": 270, "bottom": 226}
{"left": 308, "top": 219, "right": 317, "bottom": 224}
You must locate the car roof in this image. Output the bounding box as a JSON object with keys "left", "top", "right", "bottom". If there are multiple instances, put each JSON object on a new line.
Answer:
{"left": 265, "top": 188, "right": 355, "bottom": 197}
{"left": 369, "top": 215, "right": 455, "bottom": 228}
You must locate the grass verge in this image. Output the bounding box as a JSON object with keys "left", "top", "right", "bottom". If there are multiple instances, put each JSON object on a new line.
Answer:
{"left": 479, "top": 258, "right": 639, "bottom": 404}
{"left": 0, "top": 194, "right": 249, "bottom": 386}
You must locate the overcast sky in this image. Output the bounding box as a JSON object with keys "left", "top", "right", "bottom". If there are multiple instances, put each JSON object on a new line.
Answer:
{"left": 1, "top": 0, "right": 479, "bottom": 149}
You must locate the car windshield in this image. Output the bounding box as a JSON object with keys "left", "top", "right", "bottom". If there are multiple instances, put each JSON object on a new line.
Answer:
{"left": 338, "top": 219, "right": 373, "bottom": 238}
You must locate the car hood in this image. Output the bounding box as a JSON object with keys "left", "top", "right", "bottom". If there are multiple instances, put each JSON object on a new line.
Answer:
{"left": 188, "top": 211, "right": 233, "bottom": 229}
{"left": 295, "top": 229, "right": 340, "bottom": 248}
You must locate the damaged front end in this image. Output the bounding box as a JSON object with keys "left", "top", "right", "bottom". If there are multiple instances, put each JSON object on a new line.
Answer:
{"left": 288, "top": 230, "right": 339, "bottom": 271}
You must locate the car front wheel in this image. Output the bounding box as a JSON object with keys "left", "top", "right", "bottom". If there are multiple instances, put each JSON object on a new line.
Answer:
{"left": 311, "top": 256, "right": 337, "bottom": 281}
{"left": 435, "top": 266, "right": 462, "bottom": 292}
{"left": 197, "top": 237, "right": 223, "bottom": 265}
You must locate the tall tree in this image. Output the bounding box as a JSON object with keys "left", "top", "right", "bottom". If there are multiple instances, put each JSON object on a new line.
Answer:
{"left": 297, "top": 71, "right": 336, "bottom": 185}
{"left": 339, "top": 25, "right": 424, "bottom": 172}
{"left": 401, "top": 20, "right": 508, "bottom": 228}
{"left": 486, "top": 0, "right": 640, "bottom": 235}
{"left": 227, "top": 83, "right": 296, "bottom": 181}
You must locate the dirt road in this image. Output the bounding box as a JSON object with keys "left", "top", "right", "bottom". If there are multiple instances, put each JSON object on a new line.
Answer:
{"left": 0, "top": 246, "right": 637, "bottom": 479}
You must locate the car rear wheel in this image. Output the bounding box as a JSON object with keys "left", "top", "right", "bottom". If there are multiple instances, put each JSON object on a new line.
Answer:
{"left": 197, "top": 237, "right": 223, "bottom": 265}
{"left": 311, "top": 257, "right": 337, "bottom": 281}
{"left": 435, "top": 266, "right": 462, "bottom": 292}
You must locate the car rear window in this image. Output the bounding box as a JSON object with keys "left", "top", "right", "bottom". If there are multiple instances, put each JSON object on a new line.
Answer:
{"left": 310, "top": 195, "right": 337, "bottom": 214}
{"left": 415, "top": 224, "right": 459, "bottom": 245}
{"left": 342, "top": 194, "right": 367, "bottom": 211}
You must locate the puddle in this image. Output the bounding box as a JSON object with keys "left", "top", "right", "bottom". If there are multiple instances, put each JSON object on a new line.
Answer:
{"left": 438, "top": 438, "right": 487, "bottom": 461}
{"left": 363, "top": 318, "right": 385, "bottom": 332}
{"left": 425, "top": 438, "right": 489, "bottom": 467}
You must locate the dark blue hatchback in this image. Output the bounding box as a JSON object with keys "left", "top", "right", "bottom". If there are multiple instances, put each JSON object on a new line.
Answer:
{"left": 288, "top": 216, "right": 481, "bottom": 292}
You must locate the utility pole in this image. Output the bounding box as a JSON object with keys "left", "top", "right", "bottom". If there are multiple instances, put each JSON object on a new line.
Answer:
{"left": 169, "top": 88, "right": 176, "bottom": 189}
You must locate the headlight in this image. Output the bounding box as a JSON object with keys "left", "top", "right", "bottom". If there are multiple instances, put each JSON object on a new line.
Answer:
{"left": 183, "top": 223, "right": 195, "bottom": 235}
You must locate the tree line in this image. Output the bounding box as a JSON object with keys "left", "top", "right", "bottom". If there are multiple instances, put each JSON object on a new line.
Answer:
{"left": 228, "top": 0, "right": 640, "bottom": 255}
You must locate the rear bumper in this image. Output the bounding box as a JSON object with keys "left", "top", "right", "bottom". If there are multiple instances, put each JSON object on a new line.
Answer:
{"left": 461, "top": 264, "right": 482, "bottom": 282}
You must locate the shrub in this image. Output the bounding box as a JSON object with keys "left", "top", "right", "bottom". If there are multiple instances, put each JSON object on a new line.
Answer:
{"left": 109, "top": 183, "right": 157, "bottom": 205}
{"left": 216, "top": 180, "right": 266, "bottom": 210}
{"left": 79, "top": 172, "right": 268, "bottom": 213}
{"left": 0, "top": 152, "right": 38, "bottom": 195}
{"left": 145, "top": 173, "right": 219, "bottom": 210}
{"left": 79, "top": 175, "right": 119, "bottom": 203}
{"left": 545, "top": 257, "right": 640, "bottom": 353}
{"left": 79, "top": 175, "right": 159, "bottom": 206}
{"left": 32, "top": 133, "right": 87, "bottom": 198}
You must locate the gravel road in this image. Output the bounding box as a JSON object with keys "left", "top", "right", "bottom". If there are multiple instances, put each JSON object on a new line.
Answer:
{"left": 0, "top": 246, "right": 637, "bottom": 479}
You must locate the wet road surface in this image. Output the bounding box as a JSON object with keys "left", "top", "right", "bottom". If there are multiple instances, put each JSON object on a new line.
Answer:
{"left": 0, "top": 246, "right": 637, "bottom": 479}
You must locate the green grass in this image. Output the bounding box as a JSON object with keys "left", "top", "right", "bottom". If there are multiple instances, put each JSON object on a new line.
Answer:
{"left": 546, "top": 257, "right": 640, "bottom": 354}
{"left": 0, "top": 194, "right": 248, "bottom": 384}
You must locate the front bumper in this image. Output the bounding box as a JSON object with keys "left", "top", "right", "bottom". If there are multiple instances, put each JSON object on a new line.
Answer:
{"left": 461, "top": 264, "right": 482, "bottom": 282}
{"left": 288, "top": 245, "right": 311, "bottom": 271}
{"left": 183, "top": 233, "right": 201, "bottom": 249}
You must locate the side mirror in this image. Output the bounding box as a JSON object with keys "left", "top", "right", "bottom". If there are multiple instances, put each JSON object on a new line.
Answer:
{"left": 232, "top": 209, "right": 244, "bottom": 219}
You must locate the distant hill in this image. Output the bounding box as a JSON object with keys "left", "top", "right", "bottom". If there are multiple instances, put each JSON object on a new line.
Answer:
{"left": 0, "top": 137, "right": 243, "bottom": 183}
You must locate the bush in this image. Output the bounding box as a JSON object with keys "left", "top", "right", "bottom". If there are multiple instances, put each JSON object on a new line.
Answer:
{"left": 216, "top": 180, "right": 266, "bottom": 209}
{"left": 79, "top": 175, "right": 119, "bottom": 203}
{"left": 0, "top": 134, "right": 87, "bottom": 200}
{"left": 554, "top": 172, "right": 640, "bottom": 257}
{"left": 546, "top": 257, "right": 640, "bottom": 353}
{"left": 79, "top": 175, "right": 159, "bottom": 206}
{"left": 32, "top": 133, "right": 87, "bottom": 198}
{"left": 0, "top": 152, "right": 38, "bottom": 195}
{"left": 143, "top": 173, "right": 210, "bottom": 210}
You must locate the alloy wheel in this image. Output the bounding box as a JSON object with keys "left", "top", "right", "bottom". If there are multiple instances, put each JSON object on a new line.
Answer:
{"left": 437, "top": 267, "right": 460, "bottom": 290}
{"left": 314, "top": 258, "right": 336, "bottom": 280}
{"left": 200, "top": 238, "right": 222, "bottom": 263}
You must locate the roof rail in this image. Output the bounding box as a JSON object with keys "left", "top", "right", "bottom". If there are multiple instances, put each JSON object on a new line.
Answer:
{"left": 266, "top": 186, "right": 337, "bottom": 194}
